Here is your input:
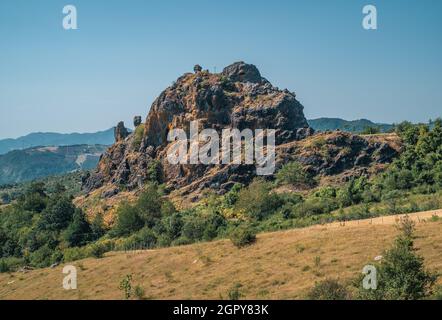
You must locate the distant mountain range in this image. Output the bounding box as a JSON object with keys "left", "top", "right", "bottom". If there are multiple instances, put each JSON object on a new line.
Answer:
{"left": 0, "top": 128, "right": 115, "bottom": 155}
{"left": 0, "top": 119, "right": 393, "bottom": 156}
{"left": 0, "top": 145, "right": 108, "bottom": 185}
{"left": 308, "top": 118, "right": 394, "bottom": 133}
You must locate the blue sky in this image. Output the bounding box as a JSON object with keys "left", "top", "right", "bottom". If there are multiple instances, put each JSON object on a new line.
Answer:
{"left": 1, "top": 0, "right": 441, "bottom": 139}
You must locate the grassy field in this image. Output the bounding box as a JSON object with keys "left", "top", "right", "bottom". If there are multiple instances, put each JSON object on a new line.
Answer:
{"left": 1, "top": 210, "right": 441, "bottom": 300}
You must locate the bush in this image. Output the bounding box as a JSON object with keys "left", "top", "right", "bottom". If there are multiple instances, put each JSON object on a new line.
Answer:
{"left": 112, "top": 202, "right": 143, "bottom": 237}
{"left": 361, "top": 126, "right": 380, "bottom": 135}
{"left": 132, "top": 124, "right": 144, "bottom": 150}
{"left": 293, "top": 198, "right": 338, "bottom": 218}
{"left": 120, "top": 227, "right": 157, "bottom": 251}
{"left": 307, "top": 279, "right": 350, "bottom": 300}
{"left": 0, "top": 257, "right": 24, "bottom": 273}
{"left": 357, "top": 217, "right": 437, "bottom": 300}
{"left": 276, "top": 161, "right": 314, "bottom": 187}
{"left": 433, "top": 286, "right": 442, "bottom": 300}
{"left": 63, "top": 246, "right": 90, "bottom": 262}
{"left": 134, "top": 285, "right": 146, "bottom": 300}
{"left": 227, "top": 283, "right": 243, "bottom": 300}
{"left": 119, "top": 274, "right": 133, "bottom": 299}
{"left": 88, "top": 242, "right": 107, "bottom": 258}
{"left": 63, "top": 208, "right": 93, "bottom": 247}
{"left": 235, "top": 178, "right": 282, "bottom": 220}
{"left": 230, "top": 225, "right": 256, "bottom": 248}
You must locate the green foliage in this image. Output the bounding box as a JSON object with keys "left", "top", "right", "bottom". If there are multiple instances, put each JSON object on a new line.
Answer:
{"left": 235, "top": 178, "right": 282, "bottom": 220}
{"left": 307, "top": 279, "right": 350, "bottom": 300}
{"left": 112, "top": 202, "right": 144, "bottom": 237}
{"left": 227, "top": 283, "right": 243, "bottom": 300}
{"left": 38, "top": 194, "right": 76, "bottom": 232}
{"left": 357, "top": 216, "right": 437, "bottom": 300}
{"left": 276, "top": 161, "right": 314, "bottom": 187}
{"left": 0, "top": 257, "right": 24, "bottom": 273}
{"left": 229, "top": 225, "right": 256, "bottom": 248}
{"left": 223, "top": 183, "right": 243, "bottom": 207}
{"left": 63, "top": 209, "right": 93, "bottom": 247}
{"left": 121, "top": 227, "right": 157, "bottom": 251}
{"left": 0, "top": 180, "right": 95, "bottom": 269}
{"left": 119, "top": 274, "right": 133, "bottom": 299}
{"left": 63, "top": 246, "right": 90, "bottom": 262}
{"left": 88, "top": 242, "right": 107, "bottom": 258}
{"left": 134, "top": 285, "right": 146, "bottom": 300}
{"left": 90, "top": 213, "right": 106, "bottom": 240}
{"left": 146, "top": 160, "right": 163, "bottom": 183}
{"left": 132, "top": 124, "right": 144, "bottom": 150}
{"left": 361, "top": 126, "right": 380, "bottom": 135}
{"left": 112, "top": 183, "right": 174, "bottom": 237}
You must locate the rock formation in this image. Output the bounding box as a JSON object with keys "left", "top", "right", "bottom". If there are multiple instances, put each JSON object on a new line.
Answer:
{"left": 114, "top": 122, "right": 129, "bottom": 142}
{"left": 133, "top": 116, "right": 142, "bottom": 127}
{"left": 82, "top": 62, "right": 399, "bottom": 201}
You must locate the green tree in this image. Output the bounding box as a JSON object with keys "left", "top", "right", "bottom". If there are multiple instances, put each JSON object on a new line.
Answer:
{"left": 276, "top": 161, "right": 313, "bottom": 187}
{"left": 112, "top": 202, "right": 143, "bottom": 237}
{"left": 235, "top": 178, "right": 282, "bottom": 220}
{"left": 37, "top": 195, "right": 76, "bottom": 231}
{"left": 357, "top": 216, "right": 437, "bottom": 300}
{"left": 63, "top": 209, "right": 93, "bottom": 247}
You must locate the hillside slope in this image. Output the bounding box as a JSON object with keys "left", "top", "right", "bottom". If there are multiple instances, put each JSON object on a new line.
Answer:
{"left": 0, "top": 129, "right": 114, "bottom": 155}
{"left": 1, "top": 210, "right": 440, "bottom": 300}
{"left": 0, "top": 145, "right": 108, "bottom": 185}
{"left": 308, "top": 118, "right": 393, "bottom": 133}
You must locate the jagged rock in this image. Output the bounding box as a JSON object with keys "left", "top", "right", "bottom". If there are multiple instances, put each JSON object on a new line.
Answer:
{"left": 102, "top": 187, "right": 119, "bottom": 199}
{"left": 114, "top": 121, "right": 129, "bottom": 142}
{"left": 194, "top": 64, "right": 202, "bottom": 73}
{"left": 221, "top": 61, "right": 262, "bottom": 83}
{"left": 133, "top": 116, "right": 142, "bottom": 127}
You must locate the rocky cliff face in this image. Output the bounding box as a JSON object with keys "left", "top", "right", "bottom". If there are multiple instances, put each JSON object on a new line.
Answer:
{"left": 82, "top": 62, "right": 312, "bottom": 196}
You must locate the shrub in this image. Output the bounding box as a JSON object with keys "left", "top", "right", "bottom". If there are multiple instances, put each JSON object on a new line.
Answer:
{"left": 235, "top": 178, "right": 282, "bottom": 220}
{"left": 132, "top": 124, "right": 144, "bottom": 150}
{"left": 134, "top": 285, "right": 146, "bottom": 300}
{"left": 357, "top": 217, "right": 437, "bottom": 300}
{"left": 119, "top": 274, "right": 133, "bottom": 299}
{"left": 229, "top": 225, "right": 256, "bottom": 248}
{"left": 307, "top": 279, "right": 350, "bottom": 300}
{"left": 361, "top": 126, "right": 380, "bottom": 135}
{"left": 293, "top": 198, "right": 338, "bottom": 218}
{"left": 227, "top": 283, "right": 243, "bottom": 300}
{"left": 29, "top": 244, "right": 54, "bottom": 268}
{"left": 121, "top": 227, "right": 157, "bottom": 251}
{"left": 63, "top": 246, "right": 90, "bottom": 262}
{"left": 63, "top": 208, "right": 93, "bottom": 247}
{"left": 433, "top": 286, "right": 442, "bottom": 300}
{"left": 182, "top": 216, "right": 206, "bottom": 241}
{"left": 112, "top": 202, "right": 143, "bottom": 237}
{"left": 88, "top": 242, "right": 107, "bottom": 258}
{"left": 0, "top": 257, "right": 24, "bottom": 273}
{"left": 276, "top": 161, "right": 313, "bottom": 187}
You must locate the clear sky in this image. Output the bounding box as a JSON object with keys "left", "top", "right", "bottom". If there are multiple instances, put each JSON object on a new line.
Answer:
{"left": 1, "top": 0, "right": 441, "bottom": 139}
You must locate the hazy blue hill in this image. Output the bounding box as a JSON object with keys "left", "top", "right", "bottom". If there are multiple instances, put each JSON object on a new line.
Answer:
{"left": 308, "top": 118, "right": 393, "bottom": 133}
{"left": 0, "top": 128, "right": 115, "bottom": 155}
{"left": 0, "top": 144, "right": 108, "bottom": 185}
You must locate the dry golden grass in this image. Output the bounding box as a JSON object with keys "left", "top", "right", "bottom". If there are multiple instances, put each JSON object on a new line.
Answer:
{"left": 1, "top": 210, "right": 441, "bottom": 300}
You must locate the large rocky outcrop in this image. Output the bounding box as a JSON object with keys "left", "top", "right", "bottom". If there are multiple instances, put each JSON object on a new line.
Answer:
{"left": 83, "top": 62, "right": 313, "bottom": 196}
{"left": 82, "top": 62, "right": 400, "bottom": 201}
